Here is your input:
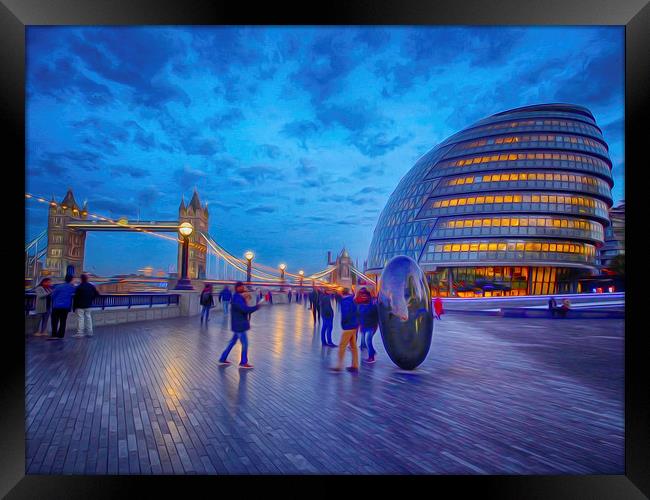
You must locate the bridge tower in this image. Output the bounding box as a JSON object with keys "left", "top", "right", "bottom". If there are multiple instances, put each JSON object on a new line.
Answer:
{"left": 178, "top": 189, "right": 208, "bottom": 279}
{"left": 330, "top": 248, "right": 355, "bottom": 288}
{"left": 46, "top": 189, "right": 88, "bottom": 278}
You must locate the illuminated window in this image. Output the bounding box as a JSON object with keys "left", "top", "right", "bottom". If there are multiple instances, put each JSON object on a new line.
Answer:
{"left": 488, "top": 243, "right": 497, "bottom": 251}
{"left": 443, "top": 244, "right": 452, "bottom": 252}
{"left": 452, "top": 244, "right": 461, "bottom": 252}
{"left": 485, "top": 196, "right": 494, "bottom": 204}
{"left": 449, "top": 199, "right": 458, "bottom": 207}
{"left": 531, "top": 195, "right": 540, "bottom": 203}
{"left": 479, "top": 243, "right": 488, "bottom": 251}
{"left": 495, "top": 196, "right": 503, "bottom": 203}
{"left": 461, "top": 244, "right": 469, "bottom": 251}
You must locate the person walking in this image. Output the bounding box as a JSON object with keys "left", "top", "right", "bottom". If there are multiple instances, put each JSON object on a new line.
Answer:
{"left": 548, "top": 296, "right": 558, "bottom": 318}
{"left": 48, "top": 274, "right": 76, "bottom": 340}
{"left": 309, "top": 288, "right": 318, "bottom": 323}
{"left": 200, "top": 283, "right": 214, "bottom": 323}
{"left": 218, "top": 285, "right": 232, "bottom": 315}
{"left": 331, "top": 288, "right": 360, "bottom": 373}
{"left": 72, "top": 273, "right": 100, "bottom": 338}
{"left": 356, "top": 288, "right": 379, "bottom": 363}
{"left": 319, "top": 288, "right": 336, "bottom": 347}
{"left": 288, "top": 290, "right": 292, "bottom": 303}
{"left": 218, "top": 281, "right": 264, "bottom": 369}
{"left": 33, "top": 277, "right": 53, "bottom": 336}
{"left": 433, "top": 296, "right": 444, "bottom": 320}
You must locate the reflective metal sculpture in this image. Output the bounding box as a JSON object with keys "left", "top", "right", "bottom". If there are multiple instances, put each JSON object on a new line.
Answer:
{"left": 377, "top": 255, "right": 433, "bottom": 370}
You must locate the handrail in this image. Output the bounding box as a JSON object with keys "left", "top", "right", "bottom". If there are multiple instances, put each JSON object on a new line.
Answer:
{"left": 25, "top": 293, "right": 180, "bottom": 314}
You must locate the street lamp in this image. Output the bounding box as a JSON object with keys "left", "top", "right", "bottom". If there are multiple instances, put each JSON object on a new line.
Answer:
{"left": 244, "top": 250, "right": 254, "bottom": 283}
{"left": 298, "top": 269, "right": 304, "bottom": 289}
{"left": 279, "top": 263, "right": 287, "bottom": 291}
{"left": 174, "top": 222, "right": 194, "bottom": 290}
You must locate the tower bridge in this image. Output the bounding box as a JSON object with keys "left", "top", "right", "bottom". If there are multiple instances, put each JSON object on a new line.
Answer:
{"left": 25, "top": 188, "right": 375, "bottom": 289}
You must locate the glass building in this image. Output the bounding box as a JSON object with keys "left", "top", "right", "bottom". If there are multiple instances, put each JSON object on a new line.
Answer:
{"left": 366, "top": 104, "right": 614, "bottom": 296}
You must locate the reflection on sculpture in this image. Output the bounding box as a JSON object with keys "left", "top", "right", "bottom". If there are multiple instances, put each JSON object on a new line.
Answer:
{"left": 377, "top": 255, "right": 433, "bottom": 370}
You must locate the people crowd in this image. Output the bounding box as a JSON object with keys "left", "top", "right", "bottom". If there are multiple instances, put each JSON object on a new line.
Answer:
{"left": 31, "top": 273, "right": 100, "bottom": 340}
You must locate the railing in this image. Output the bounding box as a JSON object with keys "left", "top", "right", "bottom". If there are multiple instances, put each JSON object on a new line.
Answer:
{"left": 25, "top": 293, "right": 180, "bottom": 314}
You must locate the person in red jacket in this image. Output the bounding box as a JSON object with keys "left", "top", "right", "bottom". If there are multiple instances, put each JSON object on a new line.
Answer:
{"left": 433, "top": 296, "right": 444, "bottom": 320}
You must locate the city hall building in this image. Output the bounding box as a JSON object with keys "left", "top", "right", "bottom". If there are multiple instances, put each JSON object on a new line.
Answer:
{"left": 366, "top": 104, "right": 615, "bottom": 296}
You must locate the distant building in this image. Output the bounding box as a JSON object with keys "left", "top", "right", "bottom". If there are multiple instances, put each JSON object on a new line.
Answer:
{"left": 598, "top": 202, "right": 625, "bottom": 268}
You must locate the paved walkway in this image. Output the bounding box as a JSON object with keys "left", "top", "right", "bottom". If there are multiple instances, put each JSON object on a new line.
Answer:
{"left": 25, "top": 302, "right": 624, "bottom": 474}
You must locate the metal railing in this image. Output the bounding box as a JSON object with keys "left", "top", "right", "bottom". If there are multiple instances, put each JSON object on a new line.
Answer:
{"left": 25, "top": 293, "right": 180, "bottom": 315}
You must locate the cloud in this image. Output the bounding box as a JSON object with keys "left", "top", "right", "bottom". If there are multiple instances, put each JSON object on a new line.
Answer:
{"left": 378, "top": 28, "right": 524, "bottom": 96}
{"left": 180, "top": 135, "right": 224, "bottom": 157}
{"left": 354, "top": 29, "right": 391, "bottom": 50}
{"left": 296, "top": 157, "right": 318, "bottom": 177}
{"left": 356, "top": 186, "right": 385, "bottom": 195}
{"left": 69, "top": 28, "right": 191, "bottom": 108}
{"left": 281, "top": 120, "right": 323, "bottom": 149}
{"left": 110, "top": 165, "right": 150, "bottom": 178}
{"left": 233, "top": 165, "right": 283, "bottom": 185}
{"left": 290, "top": 32, "right": 358, "bottom": 105}
{"left": 553, "top": 50, "right": 623, "bottom": 104}
{"left": 349, "top": 132, "right": 412, "bottom": 158}
{"left": 172, "top": 165, "right": 208, "bottom": 189}
{"left": 88, "top": 196, "right": 138, "bottom": 217}
{"left": 245, "top": 205, "right": 277, "bottom": 214}
{"left": 206, "top": 108, "right": 245, "bottom": 129}
{"left": 32, "top": 150, "right": 104, "bottom": 175}
{"left": 255, "top": 144, "right": 282, "bottom": 159}
{"left": 28, "top": 57, "right": 114, "bottom": 106}
{"left": 316, "top": 100, "right": 386, "bottom": 132}
{"left": 136, "top": 186, "right": 163, "bottom": 206}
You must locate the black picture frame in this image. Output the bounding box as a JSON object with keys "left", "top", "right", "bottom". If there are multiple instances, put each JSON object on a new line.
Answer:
{"left": 4, "top": 0, "right": 648, "bottom": 497}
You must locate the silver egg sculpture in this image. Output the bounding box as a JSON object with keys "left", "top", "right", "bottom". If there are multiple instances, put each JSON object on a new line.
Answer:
{"left": 377, "top": 255, "right": 433, "bottom": 370}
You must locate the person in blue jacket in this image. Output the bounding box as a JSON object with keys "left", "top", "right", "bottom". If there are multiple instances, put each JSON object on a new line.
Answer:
{"left": 356, "top": 288, "right": 379, "bottom": 363}
{"left": 48, "top": 274, "right": 76, "bottom": 340}
{"left": 332, "top": 287, "right": 360, "bottom": 373}
{"left": 218, "top": 285, "right": 232, "bottom": 315}
{"left": 319, "top": 288, "right": 336, "bottom": 347}
{"left": 218, "top": 282, "right": 264, "bottom": 369}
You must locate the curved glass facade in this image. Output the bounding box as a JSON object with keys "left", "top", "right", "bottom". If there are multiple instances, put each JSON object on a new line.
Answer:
{"left": 366, "top": 103, "right": 614, "bottom": 296}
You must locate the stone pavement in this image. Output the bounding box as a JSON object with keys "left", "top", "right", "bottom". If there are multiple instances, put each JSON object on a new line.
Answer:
{"left": 25, "top": 302, "right": 624, "bottom": 474}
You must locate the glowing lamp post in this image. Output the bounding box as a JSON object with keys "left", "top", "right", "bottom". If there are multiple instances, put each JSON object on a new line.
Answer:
{"left": 244, "top": 251, "right": 254, "bottom": 283}
{"left": 298, "top": 269, "right": 304, "bottom": 289}
{"left": 279, "top": 263, "right": 286, "bottom": 291}
{"left": 174, "top": 222, "right": 194, "bottom": 290}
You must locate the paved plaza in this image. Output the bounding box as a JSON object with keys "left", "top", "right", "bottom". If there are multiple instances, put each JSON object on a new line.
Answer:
{"left": 25, "top": 302, "right": 624, "bottom": 475}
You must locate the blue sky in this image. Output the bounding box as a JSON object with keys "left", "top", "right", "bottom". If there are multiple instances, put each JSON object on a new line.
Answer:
{"left": 26, "top": 26, "right": 624, "bottom": 276}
